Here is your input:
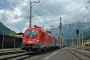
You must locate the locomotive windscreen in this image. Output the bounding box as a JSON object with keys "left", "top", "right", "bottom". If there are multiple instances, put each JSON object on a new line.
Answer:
{"left": 26, "top": 30, "right": 38, "bottom": 38}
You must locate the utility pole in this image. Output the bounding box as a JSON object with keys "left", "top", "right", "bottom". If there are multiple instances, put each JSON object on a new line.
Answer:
{"left": 71, "top": 38, "right": 72, "bottom": 46}
{"left": 76, "top": 29, "right": 79, "bottom": 49}
{"left": 29, "top": 1, "right": 40, "bottom": 28}
{"left": 62, "top": 32, "right": 63, "bottom": 48}
{"left": 79, "top": 33, "right": 80, "bottom": 48}
{"left": 77, "top": 35, "right": 78, "bottom": 49}
{"left": 59, "top": 17, "right": 62, "bottom": 49}
{"left": 70, "top": 38, "right": 71, "bottom": 46}
{"left": 82, "top": 33, "right": 84, "bottom": 50}
{"left": 72, "top": 37, "right": 74, "bottom": 46}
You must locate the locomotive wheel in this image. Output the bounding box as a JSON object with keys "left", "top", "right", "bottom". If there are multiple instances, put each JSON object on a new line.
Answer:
{"left": 37, "top": 49, "right": 41, "bottom": 53}
{"left": 41, "top": 47, "right": 46, "bottom": 52}
{"left": 47, "top": 47, "right": 50, "bottom": 51}
{"left": 44, "top": 47, "right": 47, "bottom": 52}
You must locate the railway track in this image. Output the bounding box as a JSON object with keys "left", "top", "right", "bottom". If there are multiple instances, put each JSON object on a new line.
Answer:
{"left": 66, "top": 48, "right": 90, "bottom": 60}
{"left": 0, "top": 50, "right": 25, "bottom": 56}
{"left": 0, "top": 52, "right": 38, "bottom": 60}
{"left": 84, "top": 46, "right": 90, "bottom": 51}
{"left": 0, "top": 48, "right": 59, "bottom": 60}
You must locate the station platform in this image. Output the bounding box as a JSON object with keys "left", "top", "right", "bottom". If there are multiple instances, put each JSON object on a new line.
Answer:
{"left": 43, "top": 47, "right": 74, "bottom": 60}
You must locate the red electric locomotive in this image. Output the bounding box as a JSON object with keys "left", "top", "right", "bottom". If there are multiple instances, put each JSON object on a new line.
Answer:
{"left": 21, "top": 25, "right": 59, "bottom": 53}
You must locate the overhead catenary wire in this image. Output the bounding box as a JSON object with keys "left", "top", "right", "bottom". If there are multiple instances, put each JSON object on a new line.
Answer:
{"left": 14, "top": 0, "right": 30, "bottom": 13}
{"left": 14, "top": 0, "right": 90, "bottom": 32}
{"left": 21, "top": 0, "right": 50, "bottom": 26}
{"left": 22, "top": 0, "right": 51, "bottom": 28}
{"left": 69, "top": 0, "right": 89, "bottom": 35}
{"left": 0, "top": 6, "right": 30, "bottom": 21}
{"left": 13, "top": 0, "right": 46, "bottom": 27}
{"left": 50, "top": 0, "right": 88, "bottom": 38}
{"left": 21, "top": 0, "right": 61, "bottom": 31}
{"left": 68, "top": 0, "right": 89, "bottom": 47}
{"left": 73, "top": 0, "right": 88, "bottom": 23}
{"left": 35, "top": 0, "right": 60, "bottom": 30}
{"left": 54, "top": 0, "right": 89, "bottom": 40}
{"left": 47, "top": 0, "right": 88, "bottom": 35}
{"left": 1, "top": 0, "right": 89, "bottom": 35}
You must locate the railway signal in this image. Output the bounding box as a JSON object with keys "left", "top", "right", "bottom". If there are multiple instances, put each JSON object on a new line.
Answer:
{"left": 76, "top": 29, "right": 79, "bottom": 34}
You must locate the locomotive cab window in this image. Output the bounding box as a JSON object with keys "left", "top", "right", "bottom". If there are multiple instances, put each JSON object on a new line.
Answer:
{"left": 26, "top": 30, "right": 38, "bottom": 38}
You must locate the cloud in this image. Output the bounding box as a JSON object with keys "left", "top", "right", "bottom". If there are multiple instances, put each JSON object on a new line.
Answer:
{"left": 0, "top": 0, "right": 90, "bottom": 33}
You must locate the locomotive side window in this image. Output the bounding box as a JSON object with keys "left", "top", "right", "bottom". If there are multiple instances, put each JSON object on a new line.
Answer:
{"left": 26, "top": 30, "right": 38, "bottom": 38}
{"left": 41, "top": 32, "right": 45, "bottom": 37}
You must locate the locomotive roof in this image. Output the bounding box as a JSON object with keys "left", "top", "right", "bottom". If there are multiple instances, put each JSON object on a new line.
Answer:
{"left": 26, "top": 27, "right": 44, "bottom": 32}
{"left": 27, "top": 27, "right": 43, "bottom": 30}
{"left": 26, "top": 27, "right": 54, "bottom": 37}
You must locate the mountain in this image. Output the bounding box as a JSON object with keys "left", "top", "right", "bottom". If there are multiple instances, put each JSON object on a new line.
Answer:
{"left": 65, "top": 31, "right": 90, "bottom": 45}
{"left": 0, "top": 29, "right": 5, "bottom": 34}
{"left": 51, "top": 22, "right": 90, "bottom": 40}
{"left": 0, "top": 22, "right": 15, "bottom": 35}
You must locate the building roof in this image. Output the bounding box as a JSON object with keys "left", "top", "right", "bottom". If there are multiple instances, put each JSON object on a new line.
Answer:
{"left": 85, "top": 40, "right": 90, "bottom": 42}
{"left": 17, "top": 33, "right": 23, "bottom": 35}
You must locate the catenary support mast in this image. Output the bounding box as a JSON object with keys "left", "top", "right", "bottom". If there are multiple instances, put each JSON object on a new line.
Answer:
{"left": 59, "top": 17, "right": 63, "bottom": 49}
{"left": 29, "top": 1, "right": 40, "bottom": 27}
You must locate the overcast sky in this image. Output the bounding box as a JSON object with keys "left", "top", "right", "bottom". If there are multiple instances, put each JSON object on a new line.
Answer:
{"left": 0, "top": 0, "right": 90, "bottom": 33}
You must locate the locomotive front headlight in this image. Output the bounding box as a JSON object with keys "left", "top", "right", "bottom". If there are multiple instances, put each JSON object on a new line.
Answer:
{"left": 36, "top": 40, "right": 39, "bottom": 44}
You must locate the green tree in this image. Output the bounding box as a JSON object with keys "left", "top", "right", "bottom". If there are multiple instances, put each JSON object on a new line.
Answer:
{"left": 10, "top": 32, "right": 16, "bottom": 37}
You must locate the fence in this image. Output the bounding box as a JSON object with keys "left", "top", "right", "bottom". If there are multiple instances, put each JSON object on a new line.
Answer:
{"left": 0, "top": 34, "right": 22, "bottom": 49}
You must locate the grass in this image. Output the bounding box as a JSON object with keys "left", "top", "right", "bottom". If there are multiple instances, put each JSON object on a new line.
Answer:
{"left": 0, "top": 48, "right": 22, "bottom": 53}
